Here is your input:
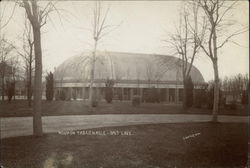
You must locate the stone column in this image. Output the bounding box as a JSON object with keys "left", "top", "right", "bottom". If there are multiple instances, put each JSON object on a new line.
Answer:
{"left": 68, "top": 87, "right": 72, "bottom": 100}
{"left": 121, "top": 88, "right": 124, "bottom": 101}
{"left": 82, "top": 87, "right": 85, "bottom": 100}
{"left": 130, "top": 88, "right": 133, "bottom": 100}
{"left": 140, "top": 88, "right": 142, "bottom": 101}
{"left": 175, "top": 88, "right": 179, "bottom": 103}
{"left": 96, "top": 87, "right": 100, "bottom": 101}
{"left": 166, "top": 88, "right": 169, "bottom": 103}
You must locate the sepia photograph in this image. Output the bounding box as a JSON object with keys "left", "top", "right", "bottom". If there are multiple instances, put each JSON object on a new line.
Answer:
{"left": 0, "top": 0, "right": 249, "bottom": 167}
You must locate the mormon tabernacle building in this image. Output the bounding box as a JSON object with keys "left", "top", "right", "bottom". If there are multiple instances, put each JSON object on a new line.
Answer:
{"left": 54, "top": 51, "right": 206, "bottom": 103}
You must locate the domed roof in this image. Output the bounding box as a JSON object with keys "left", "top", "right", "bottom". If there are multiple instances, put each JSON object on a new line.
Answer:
{"left": 54, "top": 51, "right": 204, "bottom": 83}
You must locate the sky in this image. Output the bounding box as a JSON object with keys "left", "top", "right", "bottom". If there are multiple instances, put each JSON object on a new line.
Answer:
{"left": 0, "top": 1, "right": 249, "bottom": 82}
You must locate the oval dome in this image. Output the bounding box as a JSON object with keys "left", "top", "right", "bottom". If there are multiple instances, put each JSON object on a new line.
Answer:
{"left": 54, "top": 51, "right": 205, "bottom": 83}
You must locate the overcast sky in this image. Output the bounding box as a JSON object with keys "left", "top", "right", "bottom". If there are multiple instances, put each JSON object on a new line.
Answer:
{"left": 1, "top": 1, "right": 249, "bottom": 82}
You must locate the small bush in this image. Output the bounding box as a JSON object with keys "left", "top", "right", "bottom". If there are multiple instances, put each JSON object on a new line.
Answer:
{"left": 105, "top": 87, "right": 113, "bottom": 103}
{"left": 55, "top": 92, "right": 60, "bottom": 100}
{"left": 7, "top": 81, "right": 15, "bottom": 102}
{"left": 229, "top": 101, "right": 237, "bottom": 110}
{"left": 92, "top": 99, "right": 98, "bottom": 107}
{"left": 132, "top": 96, "right": 140, "bottom": 106}
{"left": 45, "top": 72, "right": 54, "bottom": 101}
{"left": 60, "top": 91, "right": 66, "bottom": 101}
{"left": 145, "top": 87, "right": 160, "bottom": 103}
{"left": 241, "top": 91, "right": 248, "bottom": 105}
{"left": 118, "top": 89, "right": 123, "bottom": 101}
{"left": 194, "top": 89, "right": 206, "bottom": 108}
{"left": 72, "top": 91, "right": 77, "bottom": 100}
{"left": 194, "top": 97, "right": 202, "bottom": 108}
{"left": 105, "top": 79, "right": 114, "bottom": 103}
{"left": 91, "top": 91, "right": 98, "bottom": 107}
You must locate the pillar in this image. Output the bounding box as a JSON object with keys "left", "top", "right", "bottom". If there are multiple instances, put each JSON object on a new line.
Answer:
{"left": 166, "top": 88, "right": 169, "bottom": 103}
{"left": 94, "top": 87, "right": 99, "bottom": 100}
{"left": 68, "top": 87, "right": 72, "bottom": 100}
{"left": 121, "top": 88, "right": 124, "bottom": 101}
{"left": 82, "top": 87, "right": 85, "bottom": 100}
{"left": 175, "top": 88, "right": 179, "bottom": 103}
{"left": 130, "top": 88, "right": 133, "bottom": 100}
{"left": 140, "top": 88, "right": 143, "bottom": 101}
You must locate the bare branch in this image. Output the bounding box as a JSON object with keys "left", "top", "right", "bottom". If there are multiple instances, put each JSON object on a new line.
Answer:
{"left": 217, "top": 0, "right": 238, "bottom": 25}
{"left": 0, "top": 2, "right": 17, "bottom": 29}
{"left": 217, "top": 27, "right": 249, "bottom": 50}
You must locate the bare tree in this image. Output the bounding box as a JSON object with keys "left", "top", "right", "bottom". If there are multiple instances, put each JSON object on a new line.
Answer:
{"left": 16, "top": 16, "right": 34, "bottom": 106}
{"left": 20, "top": 0, "right": 59, "bottom": 136}
{"left": 165, "top": 1, "right": 204, "bottom": 109}
{"left": 89, "top": 1, "right": 113, "bottom": 109}
{"left": 197, "top": 0, "right": 248, "bottom": 122}
{"left": 0, "top": 2, "right": 16, "bottom": 101}
{"left": 0, "top": 38, "right": 14, "bottom": 101}
{"left": 9, "top": 55, "right": 20, "bottom": 100}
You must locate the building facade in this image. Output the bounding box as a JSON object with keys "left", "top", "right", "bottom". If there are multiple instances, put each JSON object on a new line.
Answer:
{"left": 54, "top": 51, "right": 206, "bottom": 103}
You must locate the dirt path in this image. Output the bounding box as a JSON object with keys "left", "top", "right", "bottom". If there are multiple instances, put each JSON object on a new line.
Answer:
{"left": 1, "top": 114, "right": 247, "bottom": 139}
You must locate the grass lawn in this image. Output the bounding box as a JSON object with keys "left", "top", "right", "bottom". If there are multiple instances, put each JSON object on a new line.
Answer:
{"left": 1, "top": 122, "right": 247, "bottom": 168}
{"left": 0, "top": 100, "right": 247, "bottom": 117}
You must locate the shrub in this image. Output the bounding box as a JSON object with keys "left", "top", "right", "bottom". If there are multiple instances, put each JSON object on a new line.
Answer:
{"left": 55, "top": 91, "right": 60, "bottom": 100}
{"left": 60, "top": 90, "right": 66, "bottom": 100}
{"left": 132, "top": 96, "right": 140, "bottom": 106}
{"left": 145, "top": 87, "right": 160, "bottom": 103}
{"left": 207, "top": 88, "right": 214, "bottom": 109}
{"left": 92, "top": 90, "right": 98, "bottom": 107}
{"left": 7, "top": 81, "right": 15, "bottom": 102}
{"left": 105, "top": 79, "right": 114, "bottom": 103}
{"left": 105, "top": 87, "right": 113, "bottom": 103}
{"left": 118, "top": 89, "right": 123, "bottom": 101}
{"left": 194, "top": 92, "right": 202, "bottom": 108}
{"left": 72, "top": 91, "right": 77, "bottom": 100}
{"left": 241, "top": 91, "right": 248, "bottom": 105}
{"left": 92, "top": 100, "right": 98, "bottom": 107}
{"left": 229, "top": 100, "right": 237, "bottom": 110}
{"left": 92, "top": 98, "right": 98, "bottom": 107}
{"left": 194, "top": 89, "right": 206, "bottom": 108}
{"left": 46, "top": 72, "right": 54, "bottom": 101}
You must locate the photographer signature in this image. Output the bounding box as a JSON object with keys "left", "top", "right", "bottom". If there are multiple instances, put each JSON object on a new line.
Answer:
{"left": 183, "top": 132, "right": 201, "bottom": 140}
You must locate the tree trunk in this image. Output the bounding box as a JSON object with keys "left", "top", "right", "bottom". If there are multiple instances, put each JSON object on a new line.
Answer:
{"left": 1, "top": 76, "right": 4, "bottom": 101}
{"left": 13, "top": 78, "right": 15, "bottom": 100}
{"left": 27, "top": 41, "right": 33, "bottom": 107}
{"left": 32, "top": 25, "right": 43, "bottom": 136}
{"left": 212, "top": 59, "right": 219, "bottom": 122}
{"left": 183, "top": 79, "right": 187, "bottom": 110}
{"left": 212, "top": 28, "right": 219, "bottom": 122}
{"left": 89, "top": 40, "right": 97, "bottom": 109}
{"left": 28, "top": 59, "right": 32, "bottom": 107}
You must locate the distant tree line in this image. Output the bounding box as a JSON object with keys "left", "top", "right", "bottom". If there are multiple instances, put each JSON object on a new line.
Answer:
{"left": 221, "top": 73, "right": 248, "bottom": 105}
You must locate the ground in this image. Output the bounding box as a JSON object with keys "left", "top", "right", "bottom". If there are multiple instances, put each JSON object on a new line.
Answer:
{"left": 1, "top": 100, "right": 248, "bottom": 167}
{"left": 0, "top": 100, "right": 247, "bottom": 117}
{"left": 1, "top": 122, "right": 247, "bottom": 168}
